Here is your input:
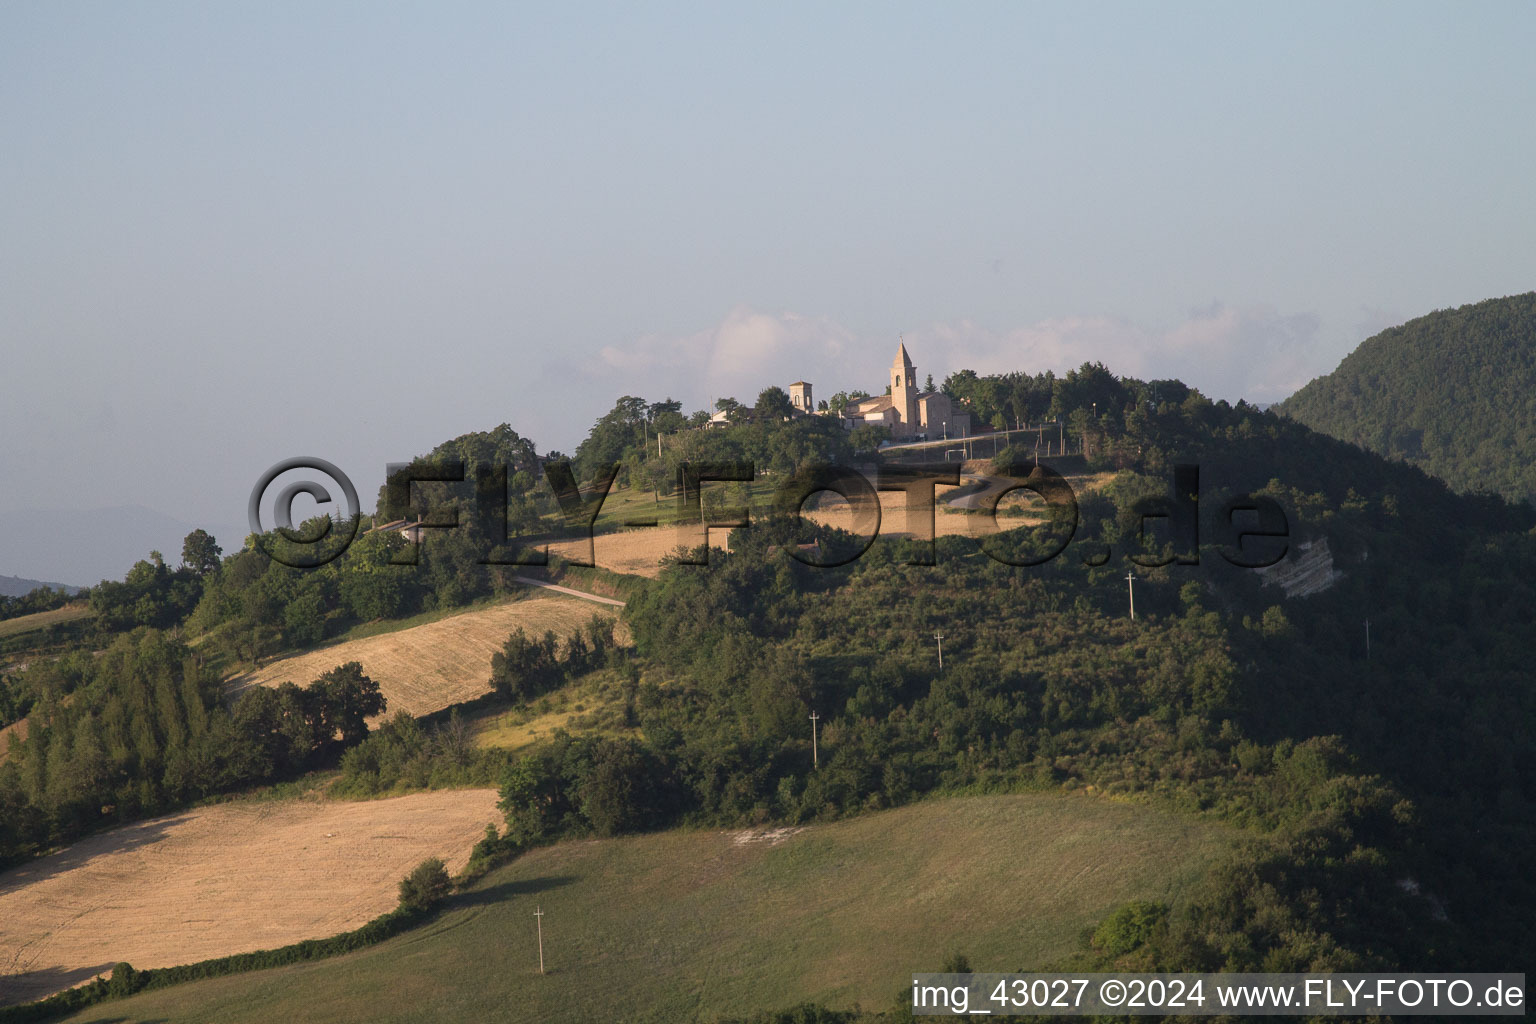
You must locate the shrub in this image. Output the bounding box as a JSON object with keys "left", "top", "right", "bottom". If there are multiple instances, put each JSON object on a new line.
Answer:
{"left": 1091, "top": 900, "right": 1168, "bottom": 956}
{"left": 397, "top": 856, "right": 452, "bottom": 912}
{"left": 106, "top": 962, "right": 142, "bottom": 998}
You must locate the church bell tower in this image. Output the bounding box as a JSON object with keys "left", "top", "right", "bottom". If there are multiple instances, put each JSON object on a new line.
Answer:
{"left": 891, "top": 340, "right": 918, "bottom": 435}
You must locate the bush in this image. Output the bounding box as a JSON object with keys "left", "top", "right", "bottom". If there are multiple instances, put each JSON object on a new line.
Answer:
{"left": 461, "top": 823, "right": 519, "bottom": 883}
{"left": 106, "top": 962, "right": 142, "bottom": 998}
{"left": 1091, "top": 900, "right": 1168, "bottom": 956}
{"left": 397, "top": 857, "right": 452, "bottom": 912}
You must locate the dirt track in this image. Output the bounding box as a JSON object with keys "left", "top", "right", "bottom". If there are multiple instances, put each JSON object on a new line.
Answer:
{"left": 0, "top": 789, "right": 500, "bottom": 1007}
{"left": 229, "top": 592, "right": 613, "bottom": 719}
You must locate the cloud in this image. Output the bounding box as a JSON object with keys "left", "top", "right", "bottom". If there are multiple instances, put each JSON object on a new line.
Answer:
{"left": 1161, "top": 303, "right": 1324, "bottom": 401}
{"left": 588, "top": 306, "right": 862, "bottom": 407}
{"left": 915, "top": 304, "right": 1324, "bottom": 404}
{"left": 578, "top": 301, "right": 1331, "bottom": 415}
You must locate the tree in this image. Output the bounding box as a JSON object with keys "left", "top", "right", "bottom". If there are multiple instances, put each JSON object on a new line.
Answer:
{"left": 1050, "top": 361, "right": 1127, "bottom": 421}
{"left": 338, "top": 532, "right": 414, "bottom": 621}
{"left": 714, "top": 397, "right": 746, "bottom": 423}
{"left": 755, "top": 386, "right": 794, "bottom": 421}
{"left": 313, "top": 662, "right": 386, "bottom": 747}
{"left": 106, "top": 962, "right": 142, "bottom": 998}
{"left": 498, "top": 751, "right": 566, "bottom": 843}
{"left": 490, "top": 627, "right": 561, "bottom": 701}
{"left": 578, "top": 739, "right": 665, "bottom": 836}
{"left": 89, "top": 551, "right": 202, "bottom": 632}
{"left": 647, "top": 398, "right": 687, "bottom": 433}
{"left": 181, "top": 530, "right": 222, "bottom": 577}
{"left": 847, "top": 424, "right": 889, "bottom": 453}
{"left": 575, "top": 396, "right": 650, "bottom": 477}
{"left": 397, "top": 856, "right": 452, "bottom": 912}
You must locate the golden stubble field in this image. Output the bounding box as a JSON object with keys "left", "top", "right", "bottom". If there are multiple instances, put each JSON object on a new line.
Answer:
{"left": 545, "top": 530, "right": 725, "bottom": 578}
{"left": 0, "top": 789, "right": 501, "bottom": 1007}
{"left": 228, "top": 592, "right": 620, "bottom": 719}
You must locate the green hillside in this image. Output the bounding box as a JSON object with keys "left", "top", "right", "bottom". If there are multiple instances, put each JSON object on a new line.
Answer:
{"left": 7, "top": 362, "right": 1536, "bottom": 1022}
{"left": 56, "top": 794, "right": 1229, "bottom": 1024}
{"left": 1277, "top": 292, "right": 1536, "bottom": 503}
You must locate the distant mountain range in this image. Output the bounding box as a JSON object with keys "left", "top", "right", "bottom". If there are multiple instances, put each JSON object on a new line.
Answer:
{"left": 0, "top": 574, "right": 79, "bottom": 598}
{"left": 1278, "top": 293, "right": 1536, "bottom": 505}
{"left": 0, "top": 506, "right": 247, "bottom": 588}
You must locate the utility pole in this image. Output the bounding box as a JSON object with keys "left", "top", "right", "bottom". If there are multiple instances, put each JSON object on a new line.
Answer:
{"left": 809, "top": 711, "right": 820, "bottom": 769}
{"left": 1364, "top": 618, "right": 1371, "bottom": 660}
{"left": 1126, "top": 572, "right": 1137, "bottom": 621}
{"left": 534, "top": 905, "right": 545, "bottom": 974}
{"left": 934, "top": 632, "right": 945, "bottom": 672}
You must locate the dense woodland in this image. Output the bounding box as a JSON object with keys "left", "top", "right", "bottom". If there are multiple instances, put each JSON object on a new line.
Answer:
{"left": 1, "top": 356, "right": 1534, "bottom": 1016}
{"left": 1279, "top": 291, "right": 1536, "bottom": 505}
{"left": 0, "top": 635, "right": 383, "bottom": 863}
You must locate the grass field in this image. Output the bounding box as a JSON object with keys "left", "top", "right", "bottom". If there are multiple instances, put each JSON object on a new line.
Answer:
{"left": 54, "top": 792, "right": 1231, "bottom": 1024}
{"left": 228, "top": 592, "right": 622, "bottom": 720}
{"left": 589, "top": 476, "right": 783, "bottom": 531}
{"left": 470, "top": 670, "right": 638, "bottom": 754}
{"left": 0, "top": 789, "right": 501, "bottom": 1007}
{"left": 0, "top": 604, "right": 92, "bottom": 640}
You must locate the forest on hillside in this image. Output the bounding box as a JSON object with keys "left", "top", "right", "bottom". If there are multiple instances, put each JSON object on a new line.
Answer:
{"left": 1279, "top": 292, "right": 1536, "bottom": 505}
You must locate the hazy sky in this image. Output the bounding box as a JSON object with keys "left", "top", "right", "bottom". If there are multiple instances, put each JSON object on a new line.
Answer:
{"left": 3, "top": 3, "right": 1535, "bottom": 540}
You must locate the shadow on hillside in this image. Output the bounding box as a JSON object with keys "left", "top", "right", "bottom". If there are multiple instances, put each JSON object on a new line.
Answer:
{"left": 0, "top": 961, "right": 115, "bottom": 1009}
{"left": 454, "top": 875, "right": 576, "bottom": 909}
{"left": 0, "top": 814, "right": 185, "bottom": 898}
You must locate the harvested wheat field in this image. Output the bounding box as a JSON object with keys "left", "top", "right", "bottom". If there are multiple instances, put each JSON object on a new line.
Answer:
{"left": 546, "top": 527, "right": 727, "bottom": 578}
{"left": 229, "top": 592, "right": 620, "bottom": 719}
{"left": 0, "top": 789, "right": 501, "bottom": 1007}
{"left": 805, "top": 482, "right": 995, "bottom": 538}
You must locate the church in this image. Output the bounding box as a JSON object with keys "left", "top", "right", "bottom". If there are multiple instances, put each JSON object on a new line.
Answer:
{"left": 832, "top": 342, "right": 970, "bottom": 441}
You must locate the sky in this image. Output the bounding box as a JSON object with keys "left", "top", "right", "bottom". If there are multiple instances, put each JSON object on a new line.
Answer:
{"left": 3, "top": 2, "right": 1535, "bottom": 565}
